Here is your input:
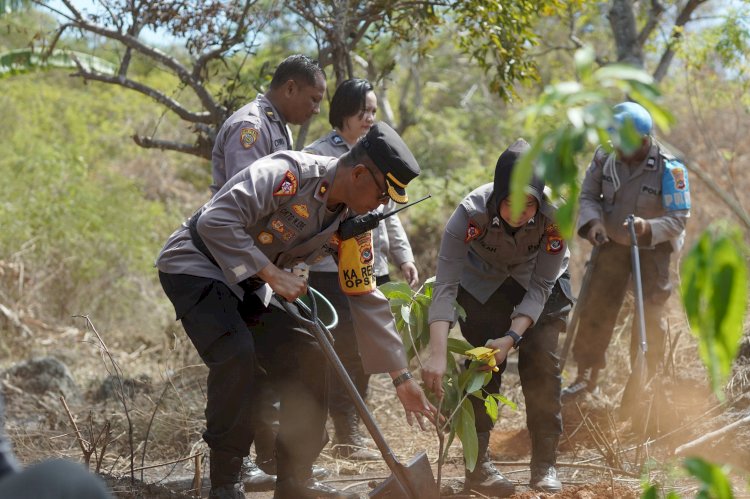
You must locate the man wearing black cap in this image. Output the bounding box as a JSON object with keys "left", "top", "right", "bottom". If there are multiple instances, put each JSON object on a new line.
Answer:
{"left": 421, "top": 139, "right": 573, "bottom": 496}
{"left": 156, "top": 122, "right": 437, "bottom": 499}
{"left": 211, "top": 53, "right": 327, "bottom": 492}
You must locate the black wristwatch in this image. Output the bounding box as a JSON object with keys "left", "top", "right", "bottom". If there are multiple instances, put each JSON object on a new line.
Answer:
{"left": 503, "top": 330, "right": 522, "bottom": 349}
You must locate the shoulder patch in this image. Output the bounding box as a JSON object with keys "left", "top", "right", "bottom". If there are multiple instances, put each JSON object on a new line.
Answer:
{"left": 545, "top": 223, "right": 563, "bottom": 254}
{"left": 331, "top": 133, "right": 344, "bottom": 145}
{"left": 662, "top": 159, "right": 690, "bottom": 211}
{"left": 273, "top": 170, "right": 298, "bottom": 197}
{"left": 240, "top": 127, "right": 259, "bottom": 149}
{"left": 465, "top": 220, "right": 482, "bottom": 243}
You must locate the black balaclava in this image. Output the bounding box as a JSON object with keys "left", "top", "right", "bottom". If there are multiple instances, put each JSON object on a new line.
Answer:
{"left": 492, "top": 138, "right": 544, "bottom": 205}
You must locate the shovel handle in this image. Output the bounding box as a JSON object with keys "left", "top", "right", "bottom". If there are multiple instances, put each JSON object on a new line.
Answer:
{"left": 626, "top": 215, "right": 648, "bottom": 354}
{"left": 279, "top": 290, "right": 423, "bottom": 499}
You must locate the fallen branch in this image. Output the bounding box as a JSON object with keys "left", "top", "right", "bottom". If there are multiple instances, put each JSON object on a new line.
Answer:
{"left": 130, "top": 451, "right": 203, "bottom": 473}
{"left": 0, "top": 303, "right": 32, "bottom": 337}
{"left": 675, "top": 414, "right": 750, "bottom": 456}
{"left": 491, "top": 460, "right": 641, "bottom": 478}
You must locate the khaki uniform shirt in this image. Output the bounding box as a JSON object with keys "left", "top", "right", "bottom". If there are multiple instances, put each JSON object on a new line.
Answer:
{"left": 157, "top": 150, "right": 407, "bottom": 373}
{"left": 211, "top": 94, "right": 292, "bottom": 194}
{"left": 577, "top": 143, "right": 689, "bottom": 249}
{"left": 303, "top": 130, "right": 415, "bottom": 276}
{"left": 429, "top": 183, "right": 569, "bottom": 326}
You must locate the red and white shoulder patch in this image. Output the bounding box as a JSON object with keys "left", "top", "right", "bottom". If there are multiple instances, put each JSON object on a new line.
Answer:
{"left": 465, "top": 220, "right": 482, "bottom": 243}
{"left": 545, "top": 223, "right": 563, "bottom": 254}
{"left": 273, "top": 170, "right": 298, "bottom": 197}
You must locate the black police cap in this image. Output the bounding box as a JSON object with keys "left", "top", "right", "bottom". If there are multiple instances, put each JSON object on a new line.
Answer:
{"left": 357, "top": 122, "right": 420, "bottom": 203}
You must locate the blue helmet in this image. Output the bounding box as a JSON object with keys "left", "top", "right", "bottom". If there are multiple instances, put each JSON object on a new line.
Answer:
{"left": 612, "top": 102, "right": 653, "bottom": 136}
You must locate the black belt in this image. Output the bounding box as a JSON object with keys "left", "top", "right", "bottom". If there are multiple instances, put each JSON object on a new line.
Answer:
{"left": 188, "top": 209, "right": 220, "bottom": 267}
{"left": 188, "top": 209, "right": 265, "bottom": 293}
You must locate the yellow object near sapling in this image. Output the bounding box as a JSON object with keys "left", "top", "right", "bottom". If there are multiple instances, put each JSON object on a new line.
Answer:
{"left": 464, "top": 346, "right": 500, "bottom": 372}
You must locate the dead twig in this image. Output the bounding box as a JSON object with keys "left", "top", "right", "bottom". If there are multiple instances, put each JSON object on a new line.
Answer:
{"left": 74, "top": 314, "right": 135, "bottom": 483}
{"left": 140, "top": 381, "right": 172, "bottom": 483}
{"left": 59, "top": 395, "right": 93, "bottom": 465}
{"left": 129, "top": 451, "right": 204, "bottom": 473}
{"left": 192, "top": 453, "right": 203, "bottom": 498}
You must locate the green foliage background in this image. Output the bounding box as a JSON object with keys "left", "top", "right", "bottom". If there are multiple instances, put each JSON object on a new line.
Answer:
{"left": 0, "top": 70, "right": 177, "bottom": 328}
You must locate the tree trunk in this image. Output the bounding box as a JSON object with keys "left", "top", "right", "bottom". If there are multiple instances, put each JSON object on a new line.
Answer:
{"left": 608, "top": 0, "right": 643, "bottom": 67}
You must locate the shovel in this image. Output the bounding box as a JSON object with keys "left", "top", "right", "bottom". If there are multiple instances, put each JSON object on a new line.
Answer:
{"left": 280, "top": 288, "right": 439, "bottom": 499}
{"left": 619, "top": 214, "right": 649, "bottom": 421}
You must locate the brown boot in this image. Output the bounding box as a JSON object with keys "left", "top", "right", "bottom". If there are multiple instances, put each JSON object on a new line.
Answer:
{"left": 529, "top": 434, "right": 562, "bottom": 493}
{"left": 464, "top": 431, "right": 515, "bottom": 497}
{"left": 331, "top": 411, "right": 379, "bottom": 461}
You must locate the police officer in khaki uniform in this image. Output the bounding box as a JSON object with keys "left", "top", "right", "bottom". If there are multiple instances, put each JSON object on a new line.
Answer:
{"left": 304, "top": 79, "right": 418, "bottom": 461}
{"left": 157, "top": 122, "right": 437, "bottom": 499}
{"left": 561, "top": 102, "right": 690, "bottom": 401}
{"left": 421, "top": 140, "right": 572, "bottom": 496}
{"left": 211, "top": 54, "right": 327, "bottom": 194}
{"left": 211, "top": 54, "right": 327, "bottom": 489}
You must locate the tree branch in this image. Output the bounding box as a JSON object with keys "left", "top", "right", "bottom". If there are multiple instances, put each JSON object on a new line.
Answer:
{"left": 637, "top": 0, "right": 665, "bottom": 47}
{"left": 71, "top": 68, "right": 213, "bottom": 124}
{"left": 652, "top": 0, "right": 707, "bottom": 82}
{"left": 658, "top": 139, "right": 750, "bottom": 231}
{"left": 132, "top": 135, "right": 212, "bottom": 160}
{"left": 675, "top": 414, "right": 750, "bottom": 456}
{"left": 191, "top": 0, "right": 259, "bottom": 82}
{"left": 56, "top": 0, "right": 223, "bottom": 121}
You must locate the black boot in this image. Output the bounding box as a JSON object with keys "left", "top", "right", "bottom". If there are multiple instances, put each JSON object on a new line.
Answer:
{"left": 274, "top": 465, "right": 358, "bottom": 499}
{"left": 529, "top": 434, "right": 562, "bottom": 493}
{"left": 331, "top": 410, "right": 379, "bottom": 461}
{"left": 209, "top": 450, "right": 245, "bottom": 499}
{"left": 241, "top": 456, "right": 276, "bottom": 492}
{"left": 561, "top": 366, "right": 599, "bottom": 403}
{"left": 464, "top": 431, "right": 515, "bottom": 497}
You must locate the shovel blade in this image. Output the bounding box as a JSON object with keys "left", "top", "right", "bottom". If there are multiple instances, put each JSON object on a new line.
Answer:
{"left": 619, "top": 349, "right": 647, "bottom": 421}
{"left": 369, "top": 452, "right": 438, "bottom": 499}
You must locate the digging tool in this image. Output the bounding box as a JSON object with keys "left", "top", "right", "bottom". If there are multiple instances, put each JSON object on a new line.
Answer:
{"left": 559, "top": 242, "right": 601, "bottom": 371}
{"left": 280, "top": 288, "right": 439, "bottom": 499}
{"left": 619, "top": 214, "right": 649, "bottom": 421}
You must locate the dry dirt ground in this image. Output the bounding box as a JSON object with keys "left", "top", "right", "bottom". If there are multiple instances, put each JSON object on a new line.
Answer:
{"left": 2, "top": 265, "right": 750, "bottom": 498}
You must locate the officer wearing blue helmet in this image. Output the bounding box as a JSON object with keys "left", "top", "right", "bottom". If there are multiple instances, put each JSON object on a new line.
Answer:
{"left": 561, "top": 102, "right": 691, "bottom": 402}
